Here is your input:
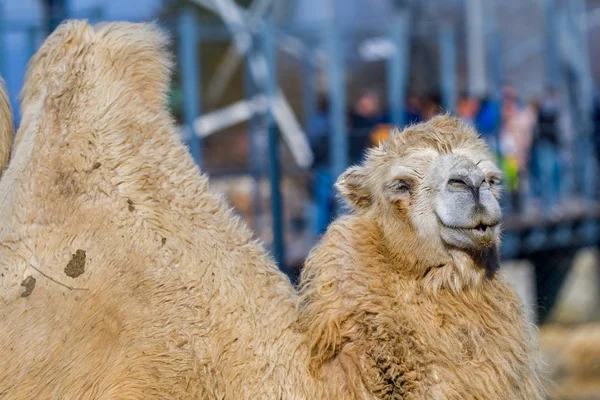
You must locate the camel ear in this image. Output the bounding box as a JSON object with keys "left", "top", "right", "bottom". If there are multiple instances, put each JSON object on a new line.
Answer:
{"left": 335, "top": 166, "right": 372, "bottom": 209}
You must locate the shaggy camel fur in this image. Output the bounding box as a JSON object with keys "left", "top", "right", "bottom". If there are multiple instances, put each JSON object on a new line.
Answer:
{"left": 0, "top": 20, "right": 544, "bottom": 400}
{"left": 299, "top": 116, "right": 546, "bottom": 399}
{"left": 0, "top": 21, "right": 323, "bottom": 399}
{"left": 0, "top": 78, "right": 12, "bottom": 176}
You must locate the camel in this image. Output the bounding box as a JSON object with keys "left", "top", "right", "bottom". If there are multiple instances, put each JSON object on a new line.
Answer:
{"left": 0, "top": 20, "right": 323, "bottom": 399}
{"left": 298, "top": 116, "right": 546, "bottom": 399}
{"left": 0, "top": 78, "right": 12, "bottom": 176}
{"left": 0, "top": 20, "right": 544, "bottom": 399}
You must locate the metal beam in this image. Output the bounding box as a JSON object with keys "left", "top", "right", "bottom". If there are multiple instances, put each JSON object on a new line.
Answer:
{"left": 567, "top": 0, "right": 595, "bottom": 200}
{"left": 388, "top": 11, "right": 411, "bottom": 127}
{"left": 466, "top": 0, "right": 487, "bottom": 97}
{"left": 302, "top": 46, "right": 318, "bottom": 133}
{"left": 205, "top": 0, "right": 274, "bottom": 105}
{"left": 189, "top": 0, "right": 220, "bottom": 15}
{"left": 194, "top": 95, "right": 268, "bottom": 137}
{"left": 44, "top": 0, "right": 67, "bottom": 34}
{"left": 192, "top": 0, "right": 313, "bottom": 168}
{"left": 178, "top": 8, "right": 204, "bottom": 167}
{"left": 542, "top": 0, "right": 561, "bottom": 88}
{"left": 325, "top": 7, "right": 348, "bottom": 183}
{"left": 261, "top": 20, "right": 285, "bottom": 268}
{"left": 439, "top": 25, "right": 457, "bottom": 114}
{"left": 487, "top": 28, "right": 503, "bottom": 100}
{"left": 244, "top": 52, "right": 264, "bottom": 235}
{"left": 0, "top": 3, "right": 5, "bottom": 79}
{"left": 504, "top": 6, "right": 599, "bottom": 70}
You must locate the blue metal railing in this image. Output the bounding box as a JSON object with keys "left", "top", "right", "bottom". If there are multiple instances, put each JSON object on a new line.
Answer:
{"left": 178, "top": 7, "right": 204, "bottom": 168}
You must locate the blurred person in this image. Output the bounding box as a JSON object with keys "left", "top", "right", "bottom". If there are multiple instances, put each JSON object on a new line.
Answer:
{"left": 369, "top": 123, "right": 393, "bottom": 146}
{"left": 504, "top": 99, "right": 540, "bottom": 211}
{"left": 502, "top": 83, "right": 520, "bottom": 107}
{"left": 530, "top": 87, "right": 562, "bottom": 213}
{"left": 421, "top": 93, "right": 443, "bottom": 120}
{"left": 404, "top": 94, "right": 422, "bottom": 125}
{"left": 350, "top": 89, "right": 383, "bottom": 128}
{"left": 310, "top": 89, "right": 386, "bottom": 236}
{"left": 498, "top": 84, "right": 544, "bottom": 211}
{"left": 378, "top": 94, "right": 420, "bottom": 130}
{"left": 307, "top": 95, "right": 335, "bottom": 236}
{"left": 499, "top": 97, "right": 521, "bottom": 210}
{"left": 475, "top": 95, "right": 502, "bottom": 153}
{"left": 308, "top": 95, "right": 330, "bottom": 169}
{"left": 349, "top": 89, "right": 384, "bottom": 164}
{"left": 457, "top": 92, "right": 480, "bottom": 127}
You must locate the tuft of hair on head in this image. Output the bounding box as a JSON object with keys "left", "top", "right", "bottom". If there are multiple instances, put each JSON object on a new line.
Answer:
{"left": 0, "top": 77, "right": 13, "bottom": 176}
{"left": 380, "top": 114, "right": 488, "bottom": 159}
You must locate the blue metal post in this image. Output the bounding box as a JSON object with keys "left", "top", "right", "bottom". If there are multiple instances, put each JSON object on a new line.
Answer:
{"left": 27, "top": 28, "right": 38, "bottom": 61}
{"left": 466, "top": 0, "right": 487, "bottom": 97}
{"left": 486, "top": 27, "right": 504, "bottom": 164}
{"left": 178, "top": 8, "right": 203, "bottom": 167}
{"left": 486, "top": 28, "right": 503, "bottom": 99}
{"left": 0, "top": 3, "right": 5, "bottom": 79}
{"left": 388, "top": 11, "right": 410, "bottom": 127}
{"left": 261, "top": 20, "right": 285, "bottom": 268}
{"left": 44, "top": 0, "right": 67, "bottom": 34}
{"left": 325, "top": 14, "right": 348, "bottom": 184}
{"left": 568, "top": 0, "right": 595, "bottom": 200}
{"left": 89, "top": 5, "right": 105, "bottom": 24}
{"left": 439, "top": 25, "right": 457, "bottom": 114}
{"left": 302, "top": 46, "right": 317, "bottom": 137}
{"left": 244, "top": 44, "right": 263, "bottom": 235}
{"left": 543, "top": 0, "right": 560, "bottom": 88}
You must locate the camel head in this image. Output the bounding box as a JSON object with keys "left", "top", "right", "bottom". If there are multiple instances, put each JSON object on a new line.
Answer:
{"left": 336, "top": 115, "right": 503, "bottom": 291}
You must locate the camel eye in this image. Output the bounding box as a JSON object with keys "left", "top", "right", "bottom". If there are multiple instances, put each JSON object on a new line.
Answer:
{"left": 448, "top": 179, "right": 469, "bottom": 190}
{"left": 488, "top": 177, "right": 502, "bottom": 186}
{"left": 390, "top": 180, "right": 411, "bottom": 194}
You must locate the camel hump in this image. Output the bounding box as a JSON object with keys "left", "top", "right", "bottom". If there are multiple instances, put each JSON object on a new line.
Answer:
{"left": 21, "top": 20, "right": 172, "bottom": 116}
{"left": 12, "top": 20, "right": 176, "bottom": 169}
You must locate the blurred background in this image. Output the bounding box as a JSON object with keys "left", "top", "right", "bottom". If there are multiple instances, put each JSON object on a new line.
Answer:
{"left": 2, "top": 0, "right": 600, "bottom": 397}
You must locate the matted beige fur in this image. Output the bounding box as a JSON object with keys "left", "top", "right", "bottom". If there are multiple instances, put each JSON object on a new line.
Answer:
{"left": 0, "top": 21, "right": 323, "bottom": 399}
{"left": 299, "top": 117, "right": 546, "bottom": 399}
{"left": 0, "top": 77, "right": 12, "bottom": 176}
{"left": 0, "top": 20, "right": 545, "bottom": 400}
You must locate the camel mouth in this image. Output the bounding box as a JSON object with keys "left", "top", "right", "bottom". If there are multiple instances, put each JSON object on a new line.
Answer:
{"left": 440, "top": 221, "right": 499, "bottom": 232}
{"left": 471, "top": 223, "right": 496, "bottom": 234}
{"left": 463, "top": 223, "right": 500, "bottom": 240}
{"left": 438, "top": 220, "right": 500, "bottom": 250}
